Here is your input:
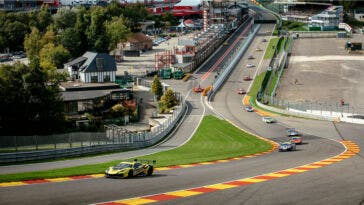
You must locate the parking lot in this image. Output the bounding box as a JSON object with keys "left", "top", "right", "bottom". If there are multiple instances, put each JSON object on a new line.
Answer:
{"left": 276, "top": 34, "right": 364, "bottom": 110}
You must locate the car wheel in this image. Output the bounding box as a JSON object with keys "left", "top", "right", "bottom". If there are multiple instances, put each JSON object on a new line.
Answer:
{"left": 127, "top": 170, "right": 134, "bottom": 178}
{"left": 147, "top": 166, "right": 154, "bottom": 176}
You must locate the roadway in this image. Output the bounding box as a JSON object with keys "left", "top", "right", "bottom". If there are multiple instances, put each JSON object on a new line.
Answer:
{"left": 1, "top": 10, "right": 363, "bottom": 205}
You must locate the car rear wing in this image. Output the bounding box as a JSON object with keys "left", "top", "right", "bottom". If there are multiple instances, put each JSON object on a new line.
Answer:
{"left": 133, "top": 159, "right": 156, "bottom": 165}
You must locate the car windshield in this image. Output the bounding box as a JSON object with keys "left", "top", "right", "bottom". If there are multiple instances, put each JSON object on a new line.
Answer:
{"left": 281, "top": 142, "right": 290, "bottom": 145}
{"left": 114, "top": 163, "right": 132, "bottom": 169}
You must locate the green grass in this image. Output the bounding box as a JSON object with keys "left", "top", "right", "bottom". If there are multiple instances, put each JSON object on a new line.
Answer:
{"left": 264, "top": 38, "right": 279, "bottom": 59}
{"left": 249, "top": 71, "right": 267, "bottom": 102}
{"left": 0, "top": 116, "right": 272, "bottom": 183}
{"left": 280, "top": 20, "right": 307, "bottom": 31}
{"left": 267, "top": 71, "right": 279, "bottom": 97}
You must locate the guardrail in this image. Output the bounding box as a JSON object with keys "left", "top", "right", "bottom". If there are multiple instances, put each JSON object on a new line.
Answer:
{"left": 0, "top": 98, "right": 187, "bottom": 163}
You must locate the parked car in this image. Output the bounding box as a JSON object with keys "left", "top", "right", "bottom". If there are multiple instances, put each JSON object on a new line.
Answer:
{"left": 246, "top": 63, "right": 255, "bottom": 68}
{"left": 244, "top": 106, "right": 254, "bottom": 112}
{"left": 279, "top": 141, "right": 296, "bottom": 152}
{"left": 105, "top": 160, "right": 154, "bottom": 178}
{"left": 248, "top": 55, "right": 255, "bottom": 59}
{"left": 237, "top": 88, "right": 246, "bottom": 95}
{"left": 256, "top": 48, "right": 263, "bottom": 51}
{"left": 262, "top": 117, "right": 276, "bottom": 123}
{"left": 290, "top": 136, "right": 303, "bottom": 145}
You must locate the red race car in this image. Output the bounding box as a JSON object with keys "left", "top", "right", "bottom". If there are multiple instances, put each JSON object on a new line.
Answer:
{"left": 237, "top": 88, "right": 246, "bottom": 95}
{"left": 243, "top": 76, "right": 252, "bottom": 81}
{"left": 290, "top": 137, "right": 303, "bottom": 145}
{"left": 193, "top": 86, "right": 204, "bottom": 93}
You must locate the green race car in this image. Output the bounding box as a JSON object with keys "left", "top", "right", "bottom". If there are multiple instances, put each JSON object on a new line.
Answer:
{"left": 105, "top": 160, "right": 154, "bottom": 178}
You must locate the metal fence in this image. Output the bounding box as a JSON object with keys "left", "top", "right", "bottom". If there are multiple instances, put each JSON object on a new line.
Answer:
{"left": 288, "top": 31, "right": 338, "bottom": 38}
{"left": 0, "top": 95, "right": 187, "bottom": 163}
{"left": 0, "top": 132, "right": 107, "bottom": 153}
{"left": 265, "top": 95, "right": 364, "bottom": 119}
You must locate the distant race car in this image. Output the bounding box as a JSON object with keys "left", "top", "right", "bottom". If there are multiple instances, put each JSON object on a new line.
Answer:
{"left": 246, "top": 63, "right": 255, "bottom": 68}
{"left": 244, "top": 106, "right": 254, "bottom": 112}
{"left": 248, "top": 55, "right": 255, "bottom": 59}
{"left": 105, "top": 160, "right": 154, "bottom": 178}
{"left": 262, "top": 39, "right": 267, "bottom": 42}
{"left": 243, "top": 76, "right": 252, "bottom": 81}
{"left": 256, "top": 48, "right": 263, "bottom": 51}
{"left": 237, "top": 88, "right": 246, "bottom": 95}
{"left": 262, "top": 117, "right": 276, "bottom": 123}
{"left": 287, "top": 128, "right": 300, "bottom": 137}
{"left": 290, "top": 136, "right": 303, "bottom": 145}
{"left": 193, "top": 86, "right": 204, "bottom": 93}
{"left": 279, "top": 141, "right": 296, "bottom": 152}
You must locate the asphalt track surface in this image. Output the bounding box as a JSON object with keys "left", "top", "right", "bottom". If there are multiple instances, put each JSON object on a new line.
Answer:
{"left": 1, "top": 13, "right": 364, "bottom": 205}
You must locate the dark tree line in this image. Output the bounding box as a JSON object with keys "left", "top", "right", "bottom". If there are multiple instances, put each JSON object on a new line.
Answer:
{"left": 0, "top": 1, "right": 178, "bottom": 57}
{"left": 0, "top": 61, "right": 67, "bottom": 135}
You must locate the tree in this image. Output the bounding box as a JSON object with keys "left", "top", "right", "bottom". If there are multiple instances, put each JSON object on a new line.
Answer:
{"left": 59, "top": 28, "right": 82, "bottom": 57}
{"left": 35, "top": 5, "right": 53, "bottom": 32}
{"left": 40, "top": 26, "right": 56, "bottom": 46}
{"left": 111, "top": 103, "right": 126, "bottom": 117}
{"left": 123, "top": 3, "right": 149, "bottom": 31}
{"left": 162, "top": 12, "right": 178, "bottom": 27}
{"left": 4, "top": 21, "right": 29, "bottom": 51}
{"left": 74, "top": 7, "right": 90, "bottom": 55}
{"left": 106, "top": 0, "right": 123, "bottom": 18}
{"left": 160, "top": 89, "right": 178, "bottom": 109}
{"left": 39, "top": 43, "right": 70, "bottom": 70}
{"left": 105, "top": 16, "right": 131, "bottom": 51}
{"left": 151, "top": 75, "right": 163, "bottom": 99}
{"left": 0, "top": 61, "right": 65, "bottom": 135}
{"left": 24, "top": 27, "right": 43, "bottom": 63}
{"left": 54, "top": 8, "right": 77, "bottom": 31}
{"left": 86, "top": 6, "right": 109, "bottom": 52}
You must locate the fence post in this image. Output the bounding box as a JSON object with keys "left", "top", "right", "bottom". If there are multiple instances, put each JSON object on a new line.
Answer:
{"left": 54, "top": 134, "right": 57, "bottom": 149}
{"left": 14, "top": 135, "right": 17, "bottom": 152}
{"left": 35, "top": 135, "right": 38, "bottom": 151}
{"left": 69, "top": 134, "right": 72, "bottom": 148}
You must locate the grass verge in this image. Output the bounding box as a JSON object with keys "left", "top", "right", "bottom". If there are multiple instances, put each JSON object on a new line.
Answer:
{"left": 0, "top": 115, "right": 272, "bottom": 183}
{"left": 264, "top": 38, "right": 279, "bottom": 59}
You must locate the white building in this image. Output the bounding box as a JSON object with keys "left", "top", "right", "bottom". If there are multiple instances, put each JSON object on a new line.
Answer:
{"left": 65, "top": 52, "right": 116, "bottom": 83}
{"left": 354, "top": 9, "right": 364, "bottom": 22}
{"left": 309, "top": 6, "right": 343, "bottom": 31}
{"left": 59, "top": 0, "right": 103, "bottom": 6}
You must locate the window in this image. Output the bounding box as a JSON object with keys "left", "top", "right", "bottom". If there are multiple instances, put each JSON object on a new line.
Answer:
{"left": 104, "top": 75, "right": 110, "bottom": 82}
{"left": 96, "top": 58, "right": 104, "bottom": 71}
{"left": 91, "top": 76, "right": 98, "bottom": 83}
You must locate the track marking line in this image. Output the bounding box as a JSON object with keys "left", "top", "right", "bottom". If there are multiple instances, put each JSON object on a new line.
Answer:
{"left": 166, "top": 190, "right": 202, "bottom": 197}
{"left": 115, "top": 198, "right": 157, "bottom": 205}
